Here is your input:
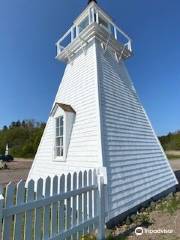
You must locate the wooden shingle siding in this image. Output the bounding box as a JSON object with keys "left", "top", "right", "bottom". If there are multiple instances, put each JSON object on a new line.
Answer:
{"left": 28, "top": 37, "right": 177, "bottom": 222}
{"left": 96, "top": 40, "right": 177, "bottom": 220}
{"left": 27, "top": 41, "right": 102, "bottom": 182}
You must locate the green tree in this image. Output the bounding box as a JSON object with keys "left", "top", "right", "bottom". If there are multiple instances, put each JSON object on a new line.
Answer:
{"left": 0, "top": 120, "right": 45, "bottom": 158}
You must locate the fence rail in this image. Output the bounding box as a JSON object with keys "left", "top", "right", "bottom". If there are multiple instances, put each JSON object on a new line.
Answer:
{"left": 0, "top": 170, "right": 106, "bottom": 240}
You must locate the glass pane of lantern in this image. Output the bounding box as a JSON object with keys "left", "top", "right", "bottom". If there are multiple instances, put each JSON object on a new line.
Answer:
{"left": 99, "top": 16, "right": 109, "bottom": 30}
{"left": 78, "top": 16, "right": 89, "bottom": 33}
{"left": 110, "top": 24, "right": 114, "bottom": 35}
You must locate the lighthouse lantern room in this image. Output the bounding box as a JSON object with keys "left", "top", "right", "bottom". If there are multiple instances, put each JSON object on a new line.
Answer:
{"left": 56, "top": 0, "right": 132, "bottom": 62}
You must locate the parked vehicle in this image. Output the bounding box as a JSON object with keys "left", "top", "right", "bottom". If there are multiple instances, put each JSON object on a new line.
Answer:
{"left": 0, "top": 155, "right": 14, "bottom": 162}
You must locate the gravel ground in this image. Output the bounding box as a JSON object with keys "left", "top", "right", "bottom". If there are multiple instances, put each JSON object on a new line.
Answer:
{"left": 0, "top": 158, "right": 33, "bottom": 187}
{"left": 170, "top": 160, "right": 180, "bottom": 192}
{"left": 169, "top": 159, "right": 180, "bottom": 171}
{"left": 111, "top": 204, "right": 180, "bottom": 240}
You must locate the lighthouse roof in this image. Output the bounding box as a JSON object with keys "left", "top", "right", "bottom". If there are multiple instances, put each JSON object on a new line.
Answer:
{"left": 88, "top": 0, "right": 97, "bottom": 4}
{"left": 74, "top": 1, "right": 112, "bottom": 26}
{"left": 57, "top": 103, "right": 76, "bottom": 113}
{"left": 51, "top": 102, "right": 76, "bottom": 116}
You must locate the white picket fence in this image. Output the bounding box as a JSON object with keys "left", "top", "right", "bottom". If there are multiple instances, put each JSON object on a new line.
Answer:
{"left": 0, "top": 170, "right": 106, "bottom": 240}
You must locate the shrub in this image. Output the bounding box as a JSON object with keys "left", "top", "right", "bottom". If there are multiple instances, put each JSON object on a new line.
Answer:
{"left": 0, "top": 161, "right": 8, "bottom": 170}
{"left": 81, "top": 234, "right": 96, "bottom": 240}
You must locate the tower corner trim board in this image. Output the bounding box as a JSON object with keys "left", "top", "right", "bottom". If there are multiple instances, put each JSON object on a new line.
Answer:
{"left": 27, "top": 2, "right": 178, "bottom": 221}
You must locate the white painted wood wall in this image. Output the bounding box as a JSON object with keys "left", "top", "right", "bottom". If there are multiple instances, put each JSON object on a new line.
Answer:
{"left": 96, "top": 41, "right": 177, "bottom": 220}
{"left": 28, "top": 41, "right": 102, "bottom": 182}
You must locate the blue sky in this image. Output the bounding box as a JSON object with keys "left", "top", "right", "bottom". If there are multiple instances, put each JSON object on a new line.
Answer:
{"left": 0, "top": 0, "right": 179, "bottom": 136}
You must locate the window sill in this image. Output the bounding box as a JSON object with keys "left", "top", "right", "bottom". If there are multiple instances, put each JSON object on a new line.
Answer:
{"left": 53, "top": 157, "right": 66, "bottom": 162}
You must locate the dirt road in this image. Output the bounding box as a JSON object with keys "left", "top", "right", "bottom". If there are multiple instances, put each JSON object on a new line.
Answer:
{"left": 0, "top": 158, "right": 33, "bottom": 187}
{"left": 0, "top": 159, "right": 180, "bottom": 189}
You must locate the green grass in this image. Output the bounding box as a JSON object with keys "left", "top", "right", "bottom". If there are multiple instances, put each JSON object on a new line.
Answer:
{"left": 157, "top": 195, "right": 180, "bottom": 214}
{"left": 159, "top": 235, "right": 180, "bottom": 240}
{"left": 82, "top": 235, "right": 128, "bottom": 240}
{"left": 167, "top": 154, "right": 180, "bottom": 160}
{"left": 81, "top": 235, "right": 96, "bottom": 240}
{"left": 106, "top": 236, "right": 127, "bottom": 240}
{"left": 106, "top": 193, "right": 180, "bottom": 239}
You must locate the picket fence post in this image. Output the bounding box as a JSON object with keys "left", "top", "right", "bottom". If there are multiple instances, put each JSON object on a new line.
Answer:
{"left": 97, "top": 175, "right": 105, "bottom": 240}
{"left": 0, "top": 186, "right": 4, "bottom": 240}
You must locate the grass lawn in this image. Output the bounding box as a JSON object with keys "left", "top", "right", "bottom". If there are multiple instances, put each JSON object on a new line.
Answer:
{"left": 167, "top": 154, "right": 180, "bottom": 160}
{"left": 166, "top": 151, "right": 180, "bottom": 160}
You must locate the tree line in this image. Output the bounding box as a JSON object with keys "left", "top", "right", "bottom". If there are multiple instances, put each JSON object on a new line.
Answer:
{"left": 0, "top": 120, "right": 46, "bottom": 158}
{"left": 0, "top": 119, "right": 179, "bottom": 158}
{"left": 159, "top": 131, "right": 180, "bottom": 151}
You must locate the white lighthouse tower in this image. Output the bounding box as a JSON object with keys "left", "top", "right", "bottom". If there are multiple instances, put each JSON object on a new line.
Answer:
{"left": 28, "top": 1, "right": 177, "bottom": 222}
{"left": 5, "top": 144, "right": 9, "bottom": 156}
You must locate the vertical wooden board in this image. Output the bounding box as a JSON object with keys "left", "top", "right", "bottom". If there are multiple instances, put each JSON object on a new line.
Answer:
{"left": 97, "top": 176, "right": 105, "bottom": 240}
{"left": 83, "top": 171, "right": 88, "bottom": 235}
{"left": 93, "top": 170, "right": 98, "bottom": 230}
{"left": 72, "top": 172, "right": 77, "bottom": 240}
{"left": 93, "top": 170, "right": 97, "bottom": 216}
{"left": 77, "top": 171, "right": 83, "bottom": 239}
{"left": 25, "top": 180, "right": 35, "bottom": 240}
{"left": 43, "top": 177, "right": 51, "bottom": 239}
{"left": 51, "top": 175, "right": 58, "bottom": 237}
{"left": 88, "top": 170, "right": 93, "bottom": 232}
{"left": 0, "top": 189, "right": 4, "bottom": 240}
{"left": 34, "top": 178, "right": 43, "bottom": 240}
{"left": 2, "top": 182, "right": 15, "bottom": 240}
{"left": 66, "top": 173, "right": 72, "bottom": 240}
{"left": 59, "top": 175, "right": 65, "bottom": 235}
{"left": 13, "top": 180, "right": 25, "bottom": 240}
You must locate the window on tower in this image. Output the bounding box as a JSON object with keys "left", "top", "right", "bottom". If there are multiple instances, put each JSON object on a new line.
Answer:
{"left": 51, "top": 103, "right": 76, "bottom": 162}
{"left": 55, "top": 116, "right": 64, "bottom": 157}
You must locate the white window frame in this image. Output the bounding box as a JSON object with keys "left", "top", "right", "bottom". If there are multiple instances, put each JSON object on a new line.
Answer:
{"left": 51, "top": 103, "right": 76, "bottom": 162}
{"left": 55, "top": 115, "right": 64, "bottom": 161}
